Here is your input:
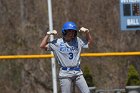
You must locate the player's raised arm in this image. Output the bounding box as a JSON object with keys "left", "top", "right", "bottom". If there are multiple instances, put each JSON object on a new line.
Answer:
{"left": 40, "top": 30, "right": 57, "bottom": 50}
{"left": 79, "top": 27, "right": 93, "bottom": 47}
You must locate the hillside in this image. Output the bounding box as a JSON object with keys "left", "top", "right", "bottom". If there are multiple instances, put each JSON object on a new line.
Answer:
{"left": 0, "top": 0, "right": 140, "bottom": 93}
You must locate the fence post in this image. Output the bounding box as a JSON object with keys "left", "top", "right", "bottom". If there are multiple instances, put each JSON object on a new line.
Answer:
{"left": 96, "top": 89, "right": 104, "bottom": 93}
{"left": 125, "top": 86, "right": 140, "bottom": 93}
{"left": 114, "top": 89, "right": 122, "bottom": 93}
{"left": 89, "top": 87, "right": 96, "bottom": 93}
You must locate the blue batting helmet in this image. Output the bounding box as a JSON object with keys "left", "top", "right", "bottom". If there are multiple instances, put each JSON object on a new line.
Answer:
{"left": 62, "top": 21, "right": 77, "bottom": 35}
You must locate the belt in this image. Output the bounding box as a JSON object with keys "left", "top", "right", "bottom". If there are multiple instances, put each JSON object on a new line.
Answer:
{"left": 62, "top": 66, "right": 80, "bottom": 71}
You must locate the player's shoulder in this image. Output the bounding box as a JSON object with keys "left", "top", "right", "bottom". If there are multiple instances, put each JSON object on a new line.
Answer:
{"left": 57, "top": 38, "right": 63, "bottom": 41}
{"left": 56, "top": 38, "right": 64, "bottom": 43}
{"left": 76, "top": 37, "right": 82, "bottom": 41}
{"left": 51, "top": 38, "right": 63, "bottom": 44}
{"left": 77, "top": 37, "right": 80, "bottom": 39}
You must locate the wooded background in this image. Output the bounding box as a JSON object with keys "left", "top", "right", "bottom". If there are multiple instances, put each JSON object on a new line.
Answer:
{"left": 0, "top": 0, "right": 140, "bottom": 93}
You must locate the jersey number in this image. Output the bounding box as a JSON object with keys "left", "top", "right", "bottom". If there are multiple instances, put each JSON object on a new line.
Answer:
{"left": 69, "top": 53, "right": 73, "bottom": 60}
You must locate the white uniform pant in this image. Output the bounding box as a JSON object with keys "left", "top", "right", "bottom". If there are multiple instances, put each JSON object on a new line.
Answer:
{"left": 59, "top": 75, "right": 90, "bottom": 93}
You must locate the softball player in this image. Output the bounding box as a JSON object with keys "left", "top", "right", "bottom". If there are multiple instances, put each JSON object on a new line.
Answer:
{"left": 40, "top": 21, "right": 93, "bottom": 93}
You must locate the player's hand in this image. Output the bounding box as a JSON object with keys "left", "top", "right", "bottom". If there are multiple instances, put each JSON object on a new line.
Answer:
{"left": 47, "top": 30, "right": 57, "bottom": 35}
{"left": 79, "top": 27, "right": 89, "bottom": 33}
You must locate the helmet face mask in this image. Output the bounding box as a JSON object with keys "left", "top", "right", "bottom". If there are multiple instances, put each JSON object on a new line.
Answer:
{"left": 63, "top": 30, "right": 77, "bottom": 42}
{"left": 62, "top": 29, "right": 77, "bottom": 37}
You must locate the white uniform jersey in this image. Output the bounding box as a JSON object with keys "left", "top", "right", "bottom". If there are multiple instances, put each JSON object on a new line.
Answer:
{"left": 47, "top": 37, "right": 88, "bottom": 77}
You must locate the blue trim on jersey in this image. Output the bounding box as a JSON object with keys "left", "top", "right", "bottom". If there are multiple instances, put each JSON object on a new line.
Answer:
{"left": 61, "top": 66, "right": 80, "bottom": 71}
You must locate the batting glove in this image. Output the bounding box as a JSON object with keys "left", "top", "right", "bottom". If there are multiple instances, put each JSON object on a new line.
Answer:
{"left": 79, "top": 27, "right": 89, "bottom": 32}
{"left": 47, "top": 30, "right": 57, "bottom": 35}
